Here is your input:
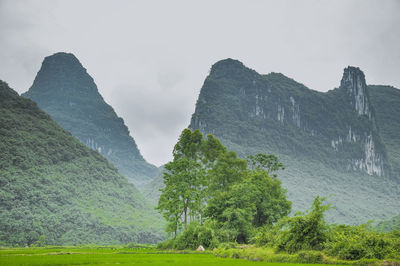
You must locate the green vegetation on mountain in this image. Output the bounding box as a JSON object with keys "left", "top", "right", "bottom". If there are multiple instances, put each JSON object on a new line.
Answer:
{"left": 188, "top": 59, "right": 400, "bottom": 224}
{"left": 375, "top": 214, "right": 400, "bottom": 232}
{"left": 0, "top": 80, "right": 164, "bottom": 246}
{"left": 22, "top": 52, "right": 158, "bottom": 188}
{"left": 368, "top": 85, "right": 400, "bottom": 179}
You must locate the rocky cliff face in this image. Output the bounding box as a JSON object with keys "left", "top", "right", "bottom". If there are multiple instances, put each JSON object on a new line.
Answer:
{"left": 190, "top": 59, "right": 389, "bottom": 178}
{"left": 368, "top": 85, "right": 400, "bottom": 181}
{"left": 23, "top": 52, "right": 158, "bottom": 188}
{"left": 189, "top": 59, "right": 399, "bottom": 224}
{"left": 341, "top": 67, "right": 373, "bottom": 119}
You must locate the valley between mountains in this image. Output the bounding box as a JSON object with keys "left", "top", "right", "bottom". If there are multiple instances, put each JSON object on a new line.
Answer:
{"left": 1, "top": 52, "right": 399, "bottom": 246}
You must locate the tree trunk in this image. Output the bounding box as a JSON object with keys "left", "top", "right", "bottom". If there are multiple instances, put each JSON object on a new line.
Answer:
{"left": 184, "top": 203, "right": 187, "bottom": 230}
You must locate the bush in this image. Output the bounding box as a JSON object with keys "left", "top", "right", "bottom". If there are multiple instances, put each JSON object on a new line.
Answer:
{"left": 175, "top": 223, "right": 218, "bottom": 250}
{"left": 324, "top": 224, "right": 399, "bottom": 260}
{"left": 255, "top": 196, "right": 329, "bottom": 253}
{"left": 296, "top": 250, "right": 325, "bottom": 264}
{"left": 158, "top": 223, "right": 219, "bottom": 250}
{"left": 156, "top": 239, "right": 176, "bottom": 249}
{"left": 218, "top": 242, "right": 238, "bottom": 249}
{"left": 32, "top": 235, "right": 46, "bottom": 247}
{"left": 253, "top": 225, "right": 278, "bottom": 247}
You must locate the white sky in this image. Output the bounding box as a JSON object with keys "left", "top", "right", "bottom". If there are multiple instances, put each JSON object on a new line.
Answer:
{"left": 1, "top": 0, "right": 399, "bottom": 166}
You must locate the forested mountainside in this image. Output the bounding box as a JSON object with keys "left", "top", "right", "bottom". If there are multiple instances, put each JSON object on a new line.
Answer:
{"left": 375, "top": 214, "right": 400, "bottom": 232}
{"left": 0, "top": 81, "right": 164, "bottom": 246}
{"left": 368, "top": 85, "right": 400, "bottom": 180}
{"left": 23, "top": 53, "right": 159, "bottom": 188}
{"left": 188, "top": 59, "right": 400, "bottom": 224}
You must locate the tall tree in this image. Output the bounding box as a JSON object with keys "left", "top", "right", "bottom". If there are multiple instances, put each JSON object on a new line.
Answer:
{"left": 157, "top": 129, "right": 207, "bottom": 232}
{"left": 158, "top": 129, "right": 291, "bottom": 243}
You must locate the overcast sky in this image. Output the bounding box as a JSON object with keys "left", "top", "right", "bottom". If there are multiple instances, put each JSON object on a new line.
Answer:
{"left": 1, "top": 0, "right": 399, "bottom": 166}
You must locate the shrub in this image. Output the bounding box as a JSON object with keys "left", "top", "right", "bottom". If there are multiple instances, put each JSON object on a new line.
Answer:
{"left": 257, "top": 196, "right": 329, "bottom": 253}
{"left": 324, "top": 224, "right": 398, "bottom": 260}
{"left": 253, "top": 225, "right": 278, "bottom": 247}
{"left": 296, "top": 250, "right": 325, "bottom": 264}
{"left": 158, "top": 223, "right": 219, "bottom": 250}
{"left": 218, "top": 242, "right": 238, "bottom": 249}
{"left": 175, "top": 222, "right": 218, "bottom": 250}
{"left": 156, "top": 238, "right": 176, "bottom": 249}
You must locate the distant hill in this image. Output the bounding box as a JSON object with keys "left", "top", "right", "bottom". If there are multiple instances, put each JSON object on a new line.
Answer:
{"left": 22, "top": 52, "right": 158, "bottom": 188}
{"left": 187, "top": 59, "right": 400, "bottom": 224}
{"left": 0, "top": 80, "right": 164, "bottom": 246}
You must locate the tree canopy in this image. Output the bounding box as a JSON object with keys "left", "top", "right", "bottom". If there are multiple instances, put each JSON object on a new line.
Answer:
{"left": 157, "top": 129, "right": 291, "bottom": 243}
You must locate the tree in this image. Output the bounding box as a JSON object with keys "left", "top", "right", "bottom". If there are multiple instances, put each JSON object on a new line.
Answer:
{"left": 275, "top": 196, "right": 330, "bottom": 253}
{"left": 246, "top": 170, "right": 291, "bottom": 227}
{"left": 206, "top": 169, "right": 291, "bottom": 242}
{"left": 158, "top": 129, "right": 291, "bottom": 244}
{"left": 157, "top": 129, "right": 208, "bottom": 233}
{"left": 246, "top": 153, "right": 284, "bottom": 178}
{"left": 207, "top": 150, "right": 247, "bottom": 193}
{"left": 156, "top": 168, "right": 183, "bottom": 238}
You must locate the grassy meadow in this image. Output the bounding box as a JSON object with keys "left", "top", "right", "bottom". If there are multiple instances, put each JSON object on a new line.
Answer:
{"left": 0, "top": 245, "right": 342, "bottom": 266}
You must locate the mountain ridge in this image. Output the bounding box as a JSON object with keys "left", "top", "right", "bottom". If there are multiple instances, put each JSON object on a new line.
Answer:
{"left": 188, "top": 58, "right": 400, "bottom": 224}
{"left": 22, "top": 52, "right": 159, "bottom": 188}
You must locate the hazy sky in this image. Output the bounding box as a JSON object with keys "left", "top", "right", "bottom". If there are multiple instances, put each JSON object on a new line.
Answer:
{"left": 1, "top": 0, "right": 399, "bottom": 166}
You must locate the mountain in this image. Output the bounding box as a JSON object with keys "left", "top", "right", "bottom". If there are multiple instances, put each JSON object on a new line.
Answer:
{"left": 0, "top": 80, "right": 164, "bottom": 246}
{"left": 188, "top": 59, "right": 400, "bottom": 224}
{"left": 22, "top": 52, "right": 158, "bottom": 188}
{"left": 375, "top": 214, "right": 400, "bottom": 232}
{"left": 143, "top": 169, "right": 164, "bottom": 205}
{"left": 368, "top": 85, "right": 400, "bottom": 180}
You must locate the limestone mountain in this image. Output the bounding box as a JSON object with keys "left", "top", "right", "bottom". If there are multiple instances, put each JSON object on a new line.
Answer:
{"left": 0, "top": 80, "right": 164, "bottom": 246}
{"left": 189, "top": 59, "right": 400, "bottom": 224}
{"left": 368, "top": 85, "right": 400, "bottom": 180}
{"left": 22, "top": 52, "right": 158, "bottom": 188}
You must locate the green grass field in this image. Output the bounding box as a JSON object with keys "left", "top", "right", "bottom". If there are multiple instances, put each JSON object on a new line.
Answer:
{"left": 0, "top": 246, "right": 336, "bottom": 265}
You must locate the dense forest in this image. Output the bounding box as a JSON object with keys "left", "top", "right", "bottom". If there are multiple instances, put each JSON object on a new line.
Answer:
{"left": 0, "top": 80, "right": 164, "bottom": 246}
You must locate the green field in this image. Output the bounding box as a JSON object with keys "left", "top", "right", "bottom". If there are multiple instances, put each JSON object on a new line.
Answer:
{"left": 0, "top": 246, "right": 335, "bottom": 265}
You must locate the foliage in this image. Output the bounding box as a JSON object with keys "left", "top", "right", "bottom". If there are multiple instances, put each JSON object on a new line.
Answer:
{"left": 0, "top": 81, "right": 164, "bottom": 246}
{"left": 157, "top": 129, "right": 218, "bottom": 236}
{"left": 274, "top": 197, "right": 329, "bottom": 253}
{"left": 157, "top": 157, "right": 206, "bottom": 236}
{"left": 254, "top": 197, "right": 329, "bottom": 253}
{"left": 324, "top": 224, "right": 400, "bottom": 260}
{"left": 246, "top": 153, "right": 284, "bottom": 177}
{"left": 253, "top": 195, "right": 400, "bottom": 261}
{"left": 157, "top": 129, "right": 291, "bottom": 245}
{"left": 33, "top": 235, "right": 46, "bottom": 247}
{"left": 207, "top": 170, "right": 291, "bottom": 243}
{"left": 157, "top": 223, "right": 219, "bottom": 250}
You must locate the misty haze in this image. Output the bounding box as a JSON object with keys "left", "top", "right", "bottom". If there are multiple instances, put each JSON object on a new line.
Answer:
{"left": 1, "top": 0, "right": 400, "bottom": 265}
